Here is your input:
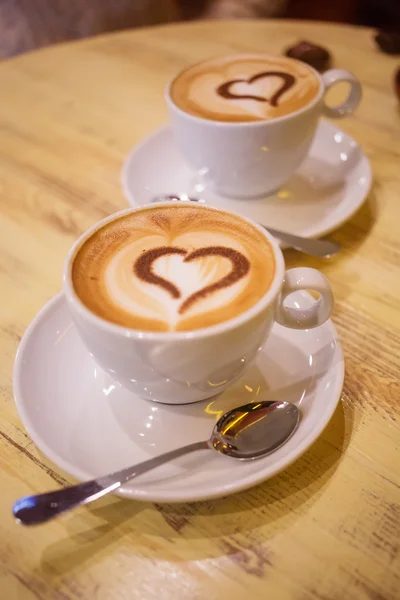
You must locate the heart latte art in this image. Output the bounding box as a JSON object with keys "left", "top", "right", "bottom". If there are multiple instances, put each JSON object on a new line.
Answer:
{"left": 170, "top": 54, "right": 320, "bottom": 122}
{"left": 72, "top": 205, "right": 276, "bottom": 332}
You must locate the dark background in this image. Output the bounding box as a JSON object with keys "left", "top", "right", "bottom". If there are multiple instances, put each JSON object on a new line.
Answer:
{"left": 0, "top": 0, "right": 399, "bottom": 59}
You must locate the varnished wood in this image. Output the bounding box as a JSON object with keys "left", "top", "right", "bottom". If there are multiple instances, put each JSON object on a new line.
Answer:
{"left": 0, "top": 20, "right": 399, "bottom": 600}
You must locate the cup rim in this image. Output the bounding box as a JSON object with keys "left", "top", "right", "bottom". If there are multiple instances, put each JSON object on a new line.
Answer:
{"left": 165, "top": 52, "right": 324, "bottom": 127}
{"left": 63, "top": 202, "right": 286, "bottom": 341}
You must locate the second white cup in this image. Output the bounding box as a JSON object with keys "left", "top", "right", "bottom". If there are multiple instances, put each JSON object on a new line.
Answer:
{"left": 166, "top": 54, "right": 362, "bottom": 198}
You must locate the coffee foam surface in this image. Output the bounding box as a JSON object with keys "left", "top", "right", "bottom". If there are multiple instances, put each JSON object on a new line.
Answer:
{"left": 170, "top": 54, "right": 320, "bottom": 122}
{"left": 72, "top": 205, "right": 276, "bottom": 332}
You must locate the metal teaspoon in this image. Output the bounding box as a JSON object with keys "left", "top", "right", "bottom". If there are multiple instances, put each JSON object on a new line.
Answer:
{"left": 152, "top": 194, "right": 341, "bottom": 258}
{"left": 13, "top": 400, "right": 299, "bottom": 525}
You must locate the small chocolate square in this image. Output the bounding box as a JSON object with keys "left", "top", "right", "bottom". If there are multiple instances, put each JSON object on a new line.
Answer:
{"left": 375, "top": 31, "right": 400, "bottom": 55}
{"left": 285, "top": 41, "right": 331, "bottom": 72}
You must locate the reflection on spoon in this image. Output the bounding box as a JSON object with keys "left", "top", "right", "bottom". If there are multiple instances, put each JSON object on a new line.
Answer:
{"left": 13, "top": 400, "right": 299, "bottom": 525}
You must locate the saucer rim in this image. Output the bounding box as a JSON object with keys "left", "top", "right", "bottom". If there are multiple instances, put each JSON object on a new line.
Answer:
{"left": 13, "top": 292, "right": 345, "bottom": 503}
{"left": 121, "top": 121, "right": 372, "bottom": 243}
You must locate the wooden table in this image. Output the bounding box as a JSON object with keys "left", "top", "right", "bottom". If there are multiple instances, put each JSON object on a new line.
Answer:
{"left": 1, "top": 19, "right": 399, "bottom": 600}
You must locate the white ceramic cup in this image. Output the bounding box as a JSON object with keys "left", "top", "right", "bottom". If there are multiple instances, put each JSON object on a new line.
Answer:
{"left": 166, "top": 56, "right": 362, "bottom": 198}
{"left": 63, "top": 203, "right": 334, "bottom": 405}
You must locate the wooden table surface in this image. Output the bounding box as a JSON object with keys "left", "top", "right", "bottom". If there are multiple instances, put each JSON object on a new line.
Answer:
{"left": 1, "top": 19, "right": 399, "bottom": 600}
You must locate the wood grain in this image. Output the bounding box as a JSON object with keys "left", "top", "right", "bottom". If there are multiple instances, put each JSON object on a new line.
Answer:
{"left": 0, "top": 19, "right": 399, "bottom": 600}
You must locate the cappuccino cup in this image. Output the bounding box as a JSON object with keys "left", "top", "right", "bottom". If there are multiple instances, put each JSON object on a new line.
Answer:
{"left": 166, "top": 53, "right": 362, "bottom": 198}
{"left": 64, "top": 202, "right": 334, "bottom": 405}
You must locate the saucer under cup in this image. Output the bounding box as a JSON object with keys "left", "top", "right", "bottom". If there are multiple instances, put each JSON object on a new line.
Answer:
{"left": 122, "top": 122, "right": 371, "bottom": 243}
{"left": 13, "top": 292, "right": 344, "bottom": 503}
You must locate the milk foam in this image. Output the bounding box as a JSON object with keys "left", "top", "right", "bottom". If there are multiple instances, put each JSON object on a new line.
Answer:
{"left": 72, "top": 205, "right": 276, "bottom": 332}
{"left": 105, "top": 232, "right": 249, "bottom": 330}
{"left": 170, "top": 54, "right": 320, "bottom": 122}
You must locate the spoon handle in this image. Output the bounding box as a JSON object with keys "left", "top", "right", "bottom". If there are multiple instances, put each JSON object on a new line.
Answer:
{"left": 263, "top": 226, "right": 340, "bottom": 258}
{"left": 13, "top": 441, "right": 209, "bottom": 525}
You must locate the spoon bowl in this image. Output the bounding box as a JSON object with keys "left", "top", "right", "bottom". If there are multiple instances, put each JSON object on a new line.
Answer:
{"left": 211, "top": 401, "right": 299, "bottom": 459}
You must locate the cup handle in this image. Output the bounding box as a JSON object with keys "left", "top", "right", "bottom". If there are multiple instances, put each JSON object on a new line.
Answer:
{"left": 321, "top": 68, "right": 362, "bottom": 118}
{"left": 275, "top": 268, "right": 334, "bottom": 330}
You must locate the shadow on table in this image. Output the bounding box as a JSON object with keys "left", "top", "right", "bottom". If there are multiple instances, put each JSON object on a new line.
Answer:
{"left": 328, "top": 182, "right": 378, "bottom": 255}
{"left": 37, "top": 388, "right": 353, "bottom": 574}
{"left": 152, "top": 396, "right": 352, "bottom": 537}
{"left": 284, "top": 182, "right": 377, "bottom": 271}
{"left": 282, "top": 184, "right": 377, "bottom": 312}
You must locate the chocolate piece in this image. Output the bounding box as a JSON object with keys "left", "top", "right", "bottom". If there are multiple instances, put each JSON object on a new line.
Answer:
{"left": 285, "top": 41, "right": 331, "bottom": 72}
{"left": 394, "top": 67, "right": 400, "bottom": 101}
{"left": 375, "top": 31, "right": 400, "bottom": 55}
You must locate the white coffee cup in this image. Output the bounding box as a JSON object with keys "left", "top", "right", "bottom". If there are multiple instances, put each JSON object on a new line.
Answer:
{"left": 63, "top": 203, "right": 334, "bottom": 405}
{"left": 166, "top": 55, "right": 362, "bottom": 198}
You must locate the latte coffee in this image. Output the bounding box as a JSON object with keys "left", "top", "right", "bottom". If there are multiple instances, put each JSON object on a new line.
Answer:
{"left": 72, "top": 205, "right": 275, "bottom": 332}
{"left": 170, "top": 54, "right": 320, "bottom": 122}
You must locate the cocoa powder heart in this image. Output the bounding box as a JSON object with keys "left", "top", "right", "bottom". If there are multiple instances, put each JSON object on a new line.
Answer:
{"left": 216, "top": 70, "right": 296, "bottom": 107}
{"left": 134, "top": 246, "right": 250, "bottom": 315}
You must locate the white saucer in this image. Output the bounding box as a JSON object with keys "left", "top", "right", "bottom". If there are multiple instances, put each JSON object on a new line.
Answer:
{"left": 122, "top": 122, "right": 371, "bottom": 242}
{"left": 14, "top": 292, "right": 344, "bottom": 503}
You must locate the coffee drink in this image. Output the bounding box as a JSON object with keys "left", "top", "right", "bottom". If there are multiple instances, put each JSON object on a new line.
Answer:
{"left": 72, "top": 205, "right": 276, "bottom": 332}
{"left": 170, "top": 54, "right": 320, "bottom": 122}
